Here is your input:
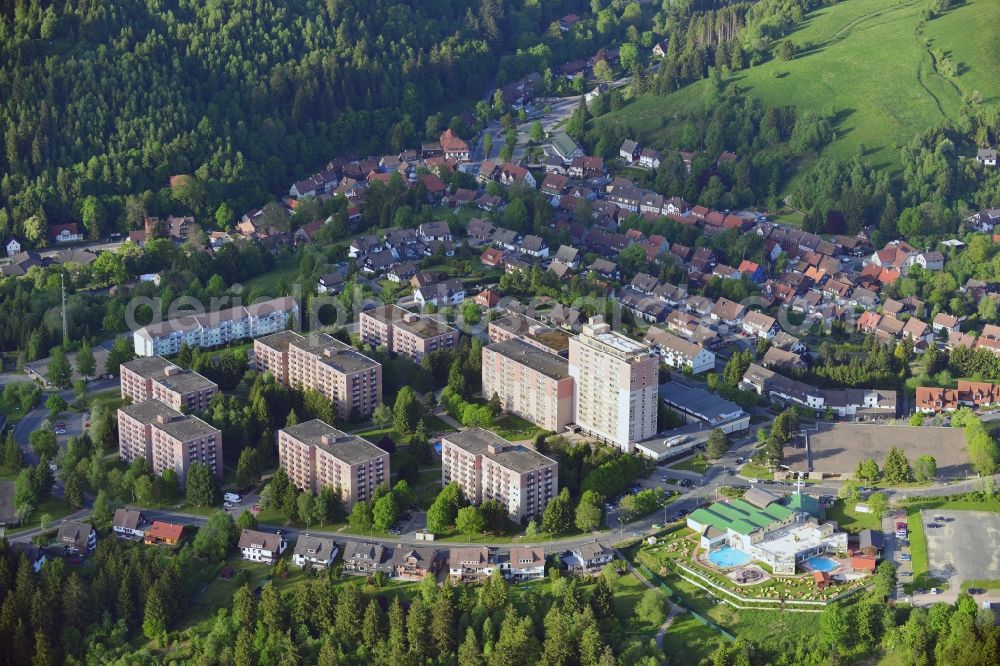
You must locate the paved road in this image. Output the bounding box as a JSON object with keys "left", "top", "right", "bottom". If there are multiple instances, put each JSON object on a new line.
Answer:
{"left": 13, "top": 378, "right": 120, "bottom": 465}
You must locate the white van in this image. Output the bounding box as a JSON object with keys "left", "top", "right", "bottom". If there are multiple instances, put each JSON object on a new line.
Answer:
{"left": 224, "top": 493, "right": 242, "bottom": 504}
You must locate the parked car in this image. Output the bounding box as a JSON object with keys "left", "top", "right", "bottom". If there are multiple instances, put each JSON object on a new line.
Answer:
{"left": 899, "top": 554, "right": 911, "bottom": 561}
{"left": 735, "top": 457, "right": 744, "bottom": 464}
{"left": 931, "top": 588, "right": 941, "bottom": 595}
{"left": 934, "top": 515, "right": 946, "bottom": 522}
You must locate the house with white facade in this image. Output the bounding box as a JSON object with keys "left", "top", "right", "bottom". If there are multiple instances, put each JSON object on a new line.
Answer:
{"left": 112, "top": 508, "right": 148, "bottom": 540}
{"left": 644, "top": 327, "right": 715, "bottom": 374}
{"left": 742, "top": 311, "right": 778, "bottom": 339}
{"left": 506, "top": 547, "right": 546, "bottom": 581}
{"left": 292, "top": 533, "right": 339, "bottom": 569}
{"left": 238, "top": 529, "right": 287, "bottom": 565}
{"left": 413, "top": 278, "right": 465, "bottom": 308}
{"left": 5, "top": 238, "right": 21, "bottom": 256}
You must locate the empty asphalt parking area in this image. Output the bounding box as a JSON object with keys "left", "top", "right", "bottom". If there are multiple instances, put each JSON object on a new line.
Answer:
{"left": 788, "top": 423, "right": 971, "bottom": 477}
{"left": 922, "top": 510, "right": 1000, "bottom": 586}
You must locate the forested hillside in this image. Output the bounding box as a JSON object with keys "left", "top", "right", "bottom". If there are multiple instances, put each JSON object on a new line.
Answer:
{"left": 0, "top": 0, "right": 591, "bottom": 239}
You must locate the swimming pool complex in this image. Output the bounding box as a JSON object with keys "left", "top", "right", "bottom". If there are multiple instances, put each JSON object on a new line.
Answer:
{"left": 805, "top": 556, "right": 838, "bottom": 572}
{"left": 707, "top": 546, "right": 752, "bottom": 567}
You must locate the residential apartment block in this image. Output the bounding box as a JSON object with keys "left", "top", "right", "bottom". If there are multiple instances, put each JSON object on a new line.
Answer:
{"left": 568, "top": 316, "right": 659, "bottom": 452}
{"left": 117, "top": 399, "right": 223, "bottom": 484}
{"left": 488, "top": 314, "right": 571, "bottom": 357}
{"left": 133, "top": 296, "right": 299, "bottom": 356}
{"left": 482, "top": 338, "right": 574, "bottom": 433}
{"left": 359, "top": 304, "right": 459, "bottom": 361}
{"left": 120, "top": 356, "right": 218, "bottom": 412}
{"left": 255, "top": 331, "right": 382, "bottom": 420}
{"left": 440, "top": 429, "right": 558, "bottom": 522}
{"left": 278, "top": 419, "right": 389, "bottom": 508}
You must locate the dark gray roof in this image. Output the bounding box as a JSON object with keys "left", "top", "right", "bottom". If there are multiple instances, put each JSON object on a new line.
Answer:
{"left": 293, "top": 533, "right": 339, "bottom": 559}
{"left": 282, "top": 419, "right": 387, "bottom": 465}
{"left": 487, "top": 338, "right": 569, "bottom": 380}
{"left": 442, "top": 429, "right": 557, "bottom": 474}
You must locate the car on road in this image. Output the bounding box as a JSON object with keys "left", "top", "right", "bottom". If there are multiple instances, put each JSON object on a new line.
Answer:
{"left": 900, "top": 571, "right": 912, "bottom": 577}
{"left": 931, "top": 588, "right": 941, "bottom": 595}
{"left": 899, "top": 554, "right": 911, "bottom": 561}
{"left": 679, "top": 479, "right": 692, "bottom": 487}
{"left": 223, "top": 502, "right": 234, "bottom": 509}
{"left": 388, "top": 528, "right": 401, "bottom": 535}
{"left": 735, "top": 457, "right": 744, "bottom": 464}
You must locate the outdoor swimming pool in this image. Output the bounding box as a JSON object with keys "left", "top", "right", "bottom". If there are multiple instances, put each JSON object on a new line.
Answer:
{"left": 805, "top": 556, "right": 838, "bottom": 572}
{"left": 707, "top": 546, "right": 752, "bottom": 567}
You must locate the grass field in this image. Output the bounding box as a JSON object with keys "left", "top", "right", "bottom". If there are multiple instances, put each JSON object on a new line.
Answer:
{"left": 669, "top": 453, "right": 711, "bottom": 474}
{"left": 598, "top": 0, "right": 998, "bottom": 173}
{"left": 826, "top": 499, "right": 882, "bottom": 533}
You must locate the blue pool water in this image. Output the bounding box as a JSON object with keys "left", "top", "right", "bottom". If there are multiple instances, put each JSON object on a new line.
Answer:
{"left": 707, "top": 546, "right": 752, "bottom": 567}
{"left": 806, "top": 556, "right": 838, "bottom": 572}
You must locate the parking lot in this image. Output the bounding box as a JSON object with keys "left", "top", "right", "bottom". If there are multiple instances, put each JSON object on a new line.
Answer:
{"left": 791, "top": 424, "right": 972, "bottom": 478}
{"left": 923, "top": 510, "right": 1000, "bottom": 587}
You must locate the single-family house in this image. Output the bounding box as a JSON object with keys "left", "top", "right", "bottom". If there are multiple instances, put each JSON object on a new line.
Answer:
{"left": 481, "top": 247, "right": 506, "bottom": 268}
{"left": 506, "top": 547, "right": 546, "bottom": 581}
{"left": 440, "top": 129, "right": 470, "bottom": 161}
{"left": 710, "top": 298, "right": 747, "bottom": 327}
{"left": 414, "top": 278, "right": 466, "bottom": 308}
{"left": 977, "top": 148, "right": 998, "bottom": 167}
{"left": 619, "top": 139, "right": 640, "bottom": 163}
{"left": 418, "top": 221, "right": 452, "bottom": 243}
{"left": 563, "top": 542, "right": 614, "bottom": 573}
{"left": 638, "top": 148, "right": 661, "bottom": 170}
{"left": 391, "top": 546, "right": 443, "bottom": 580}
{"left": 738, "top": 260, "right": 766, "bottom": 283}
{"left": 292, "top": 533, "right": 340, "bottom": 569}
{"left": 742, "top": 311, "right": 779, "bottom": 339}
{"left": 449, "top": 547, "right": 499, "bottom": 582}
{"left": 932, "top": 312, "right": 959, "bottom": 335}
{"left": 55, "top": 520, "right": 97, "bottom": 557}
{"left": 238, "top": 529, "right": 287, "bottom": 565}
{"left": 342, "top": 541, "right": 389, "bottom": 575}
{"left": 316, "top": 271, "right": 345, "bottom": 295}
{"left": 520, "top": 235, "right": 549, "bottom": 258}
{"left": 51, "top": 223, "right": 83, "bottom": 244}
{"left": 144, "top": 521, "right": 185, "bottom": 546}
{"left": 5, "top": 238, "right": 21, "bottom": 256}
{"left": 112, "top": 508, "right": 147, "bottom": 540}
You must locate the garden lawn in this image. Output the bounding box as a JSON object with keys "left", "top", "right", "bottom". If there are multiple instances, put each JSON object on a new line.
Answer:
{"left": 669, "top": 454, "right": 710, "bottom": 474}
{"left": 826, "top": 499, "right": 882, "bottom": 533}
{"left": 738, "top": 462, "right": 773, "bottom": 481}
{"left": 665, "top": 613, "right": 727, "bottom": 665}
{"left": 489, "top": 414, "right": 547, "bottom": 441}
{"left": 8, "top": 497, "right": 79, "bottom": 534}
{"left": 241, "top": 258, "right": 299, "bottom": 294}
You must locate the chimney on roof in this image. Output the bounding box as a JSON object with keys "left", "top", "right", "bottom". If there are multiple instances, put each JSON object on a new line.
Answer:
{"left": 402, "top": 313, "right": 418, "bottom": 323}
{"left": 164, "top": 365, "right": 181, "bottom": 377}
{"left": 487, "top": 442, "right": 505, "bottom": 455}
{"left": 320, "top": 434, "right": 335, "bottom": 446}
{"left": 528, "top": 324, "right": 545, "bottom": 335}
{"left": 156, "top": 414, "right": 174, "bottom": 425}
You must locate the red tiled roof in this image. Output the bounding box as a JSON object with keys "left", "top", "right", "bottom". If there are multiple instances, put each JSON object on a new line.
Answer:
{"left": 147, "top": 521, "right": 184, "bottom": 541}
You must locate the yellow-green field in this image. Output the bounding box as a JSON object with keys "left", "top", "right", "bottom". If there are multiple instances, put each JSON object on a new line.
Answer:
{"left": 599, "top": 0, "right": 999, "bottom": 172}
